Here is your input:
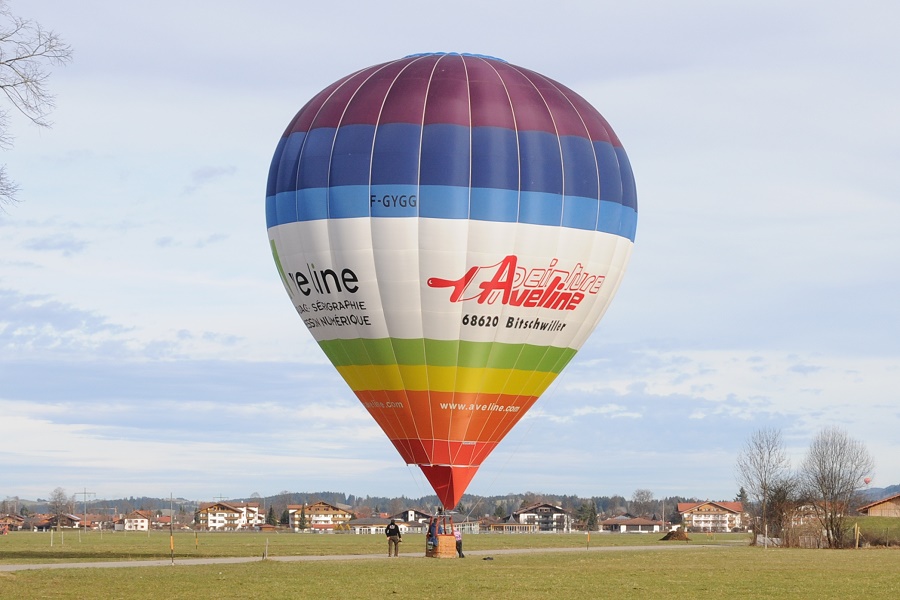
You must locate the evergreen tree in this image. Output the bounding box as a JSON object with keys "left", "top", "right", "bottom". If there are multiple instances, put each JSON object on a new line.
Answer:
{"left": 266, "top": 506, "right": 277, "bottom": 526}
{"left": 586, "top": 502, "right": 598, "bottom": 531}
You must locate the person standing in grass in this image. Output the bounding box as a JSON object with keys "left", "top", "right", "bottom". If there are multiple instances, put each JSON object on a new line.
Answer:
{"left": 385, "top": 519, "right": 402, "bottom": 557}
{"left": 454, "top": 528, "right": 465, "bottom": 558}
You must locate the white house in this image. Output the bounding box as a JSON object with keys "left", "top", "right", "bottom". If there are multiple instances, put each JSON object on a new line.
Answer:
{"left": 512, "top": 503, "right": 572, "bottom": 533}
{"left": 599, "top": 515, "right": 664, "bottom": 533}
{"left": 196, "top": 502, "right": 265, "bottom": 531}
{"left": 677, "top": 501, "right": 745, "bottom": 532}
{"left": 287, "top": 501, "right": 354, "bottom": 532}
{"left": 116, "top": 510, "right": 151, "bottom": 531}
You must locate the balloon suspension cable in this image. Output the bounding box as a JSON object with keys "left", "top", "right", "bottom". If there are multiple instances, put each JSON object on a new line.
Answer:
{"left": 406, "top": 463, "right": 430, "bottom": 500}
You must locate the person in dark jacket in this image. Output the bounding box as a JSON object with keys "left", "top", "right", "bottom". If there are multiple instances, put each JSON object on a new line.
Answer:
{"left": 385, "top": 519, "right": 402, "bottom": 557}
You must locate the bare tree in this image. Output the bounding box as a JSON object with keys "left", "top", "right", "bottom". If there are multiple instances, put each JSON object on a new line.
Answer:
{"left": 0, "top": 2, "right": 72, "bottom": 205}
{"left": 0, "top": 495, "right": 18, "bottom": 514}
{"left": 48, "top": 487, "right": 72, "bottom": 516}
{"left": 735, "top": 428, "right": 792, "bottom": 540}
{"left": 630, "top": 489, "right": 654, "bottom": 517}
{"left": 48, "top": 486, "right": 75, "bottom": 530}
{"left": 765, "top": 476, "right": 803, "bottom": 547}
{"left": 799, "top": 426, "right": 874, "bottom": 548}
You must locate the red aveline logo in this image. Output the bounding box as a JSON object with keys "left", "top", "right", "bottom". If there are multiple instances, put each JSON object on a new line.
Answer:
{"left": 427, "top": 255, "right": 604, "bottom": 311}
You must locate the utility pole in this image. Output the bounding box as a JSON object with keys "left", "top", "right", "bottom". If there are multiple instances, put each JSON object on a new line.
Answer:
{"left": 170, "top": 493, "right": 175, "bottom": 566}
{"left": 76, "top": 488, "right": 95, "bottom": 540}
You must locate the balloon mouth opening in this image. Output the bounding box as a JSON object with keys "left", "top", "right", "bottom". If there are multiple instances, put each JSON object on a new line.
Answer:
{"left": 403, "top": 52, "right": 507, "bottom": 63}
{"left": 419, "top": 464, "right": 480, "bottom": 510}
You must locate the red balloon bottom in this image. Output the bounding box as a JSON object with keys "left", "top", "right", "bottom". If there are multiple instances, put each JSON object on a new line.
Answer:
{"left": 419, "top": 464, "right": 480, "bottom": 509}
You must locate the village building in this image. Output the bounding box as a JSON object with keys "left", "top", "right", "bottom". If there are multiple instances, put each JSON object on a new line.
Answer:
{"left": 493, "top": 503, "right": 572, "bottom": 533}
{"left": 195, "top": 502, "right": 264, "bottom": 531}
{"left": 677, "top": 501, "right": 744, "bottom": 532}
{"left": 27, "top": 514, "right": 82, "bottom": 530}
{"left": 600, "top": 515, "right": 665, "bottom": 533}
{"left": 390, "top": 508, "right": 433, "bottom": 524}
{"left": 0, "top": 514, "right": 25, "bottom": 531}
{"left": 858, "top": 492, "right": 900, "bottom": 517}
{"left": 287, "top": 501, "right": 354, "bottom": 532}
{"left": 115, "top": 510, "right": 152, "bottom": 531}
{"left": 347, "top": 518, "right": 426, "bottom": 535}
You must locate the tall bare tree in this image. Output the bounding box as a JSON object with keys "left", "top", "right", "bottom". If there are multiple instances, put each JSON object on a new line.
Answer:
{"left": 735, "top": 428, "right": 792, "bottom": 540}
{"left": 0, "top": 1, "right": 72, "bottom": 205}
{"left": 799, "top": 426, "right": 874, "bottom": 548}
{"left": 630, "top": 489, "right": 654, "bottom": 517}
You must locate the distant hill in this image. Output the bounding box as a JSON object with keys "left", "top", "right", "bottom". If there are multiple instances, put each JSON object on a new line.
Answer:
{"left": 10, "top": 485, "right": 897, "bottom": 519}
{"left": 862, "top": 484, "right": 900, "bottom": 501}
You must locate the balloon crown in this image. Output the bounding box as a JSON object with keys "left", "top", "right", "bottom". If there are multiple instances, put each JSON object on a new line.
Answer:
{"left": 403, "top": 52, "right": 507, "bottom": 63}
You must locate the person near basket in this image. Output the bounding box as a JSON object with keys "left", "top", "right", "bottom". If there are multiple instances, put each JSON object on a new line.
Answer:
{"left": 454, "top": 527, "right": 465, "bottom": 558}
{"left": 385, "top": 519, "right": 402, "bottom": 557}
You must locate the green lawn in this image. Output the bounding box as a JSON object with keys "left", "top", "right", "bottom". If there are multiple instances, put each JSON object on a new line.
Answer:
{"left": 0, "top": 530, "right": 749, "bottom": 564}
{"left": 852, "top": 516, "right": 900, "bottom": 546}
{"left": 1, "top": 530, "right": 898, "bottom": 599}
{"left": 1, "top": 544, "right": 898, "bottom": 600}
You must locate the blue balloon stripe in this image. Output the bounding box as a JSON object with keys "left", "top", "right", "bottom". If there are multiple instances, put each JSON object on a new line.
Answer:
{"left": 518, "top": 131, "right": 563, "bottom": 194}
{"left": 560, "top": 136, "right": 599, "bottom": 199}
{"left": 420, "top": 124, "right": 470, "bottom": 188}
{"left": 419, "top": 185, "right": 469, "bottom": 219}
{"left": 297, "top": 128, "right": 336, "bottom": 190}
{"left": 265, "top": 193, "right": 279, "bottom": 229}
{"left": 371, "top": 123, "right": 420, "bottom": 186}
{"left": 266, "top": 188, "right": 636, "bottom": 241}
{"left": 280, "top": 123, "right": 625, "bottom": 201}
{"left": 274, "top": 132, "right": 305, "bottom": 195}
{"left": 470, "top": 187, "right": 519, "bottom": 223}
{"left": 331, "top": 124, "right": 375, "bottom": 187}
{"left": 267, "top": 136, "right": 287, "bottom": 197}
{"left": 598, "top": 201, "right": 623, "bottom": 236}
{"left": 616, "top": 147, "right": 637, "bottom": 211}
{"left": 298, "top": 188, "right": 328, "bottom": 221}
{"left": 471, "top": 127, "right": 519, "bottom": 190}
{"left": 519, "top": 191, "right": 562, "bottom": 226}
{"left": 328, "top": 185, "right": 369, "bottom": 218}
{"left": 369, "top": 184, "right": 419, "bottom": 218}
{"left": 594, "top": 141, "right": 623, "bottom": 203}
{"left": 562, "top": 195, "right": 599, "bottom": 231}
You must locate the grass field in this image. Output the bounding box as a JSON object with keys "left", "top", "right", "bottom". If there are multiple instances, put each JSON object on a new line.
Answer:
{"left": 0, "top": 530, "right": 898, "bottom": 599}
{"left": 853, "top": 515, "right": 900, "bottom": 546}
{"left": 0, "top": 530, "right": 742, "bottom": 564}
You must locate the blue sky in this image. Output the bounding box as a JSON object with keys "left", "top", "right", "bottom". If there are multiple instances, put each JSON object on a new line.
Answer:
{"left": 1, "top": 0, "right": 897, "bottom": 505}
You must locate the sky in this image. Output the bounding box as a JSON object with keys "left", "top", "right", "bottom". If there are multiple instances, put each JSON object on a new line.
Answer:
{"left": 1, "top": 0, "right": 898, "bottom": 507}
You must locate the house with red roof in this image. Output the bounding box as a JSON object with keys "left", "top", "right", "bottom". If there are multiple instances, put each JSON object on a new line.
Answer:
{"left": 677, "top": 501, "right": 745, "bottom": 532}
{"left": 600, "top": 515, "right": 665, "bottom": 533}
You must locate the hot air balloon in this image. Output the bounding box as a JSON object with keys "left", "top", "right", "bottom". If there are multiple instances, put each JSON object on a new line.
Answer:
{"left": 865, "top": 477, "right": 872, "bottom": 485}
{"left": 265, "top": 53, "right": 637, "bottom": 509}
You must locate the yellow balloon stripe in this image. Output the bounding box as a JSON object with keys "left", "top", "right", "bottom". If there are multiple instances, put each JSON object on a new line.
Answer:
{"left": 335, "top": 364, "right": 561, "bottom": 396}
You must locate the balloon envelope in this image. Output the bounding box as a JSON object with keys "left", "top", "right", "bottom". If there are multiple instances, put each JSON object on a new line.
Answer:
{"left": 266, "top": 53, "right": 637, "bottom": 508}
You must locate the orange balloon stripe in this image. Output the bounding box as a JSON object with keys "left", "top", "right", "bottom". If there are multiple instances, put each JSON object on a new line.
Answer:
{"left": 355, "top": 389, "right": 538, "bottom": 462}
{"left": 389, "top": 438, "right": 499, "bottom": 466}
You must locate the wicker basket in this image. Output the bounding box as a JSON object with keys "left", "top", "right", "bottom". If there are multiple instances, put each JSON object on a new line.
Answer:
{"left": 425, "top": 534, "right": 458, "bottom": 558}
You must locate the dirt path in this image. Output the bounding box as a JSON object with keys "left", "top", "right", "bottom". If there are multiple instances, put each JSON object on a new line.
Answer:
{"left": 0, "top": 543, "right": 724, "bottom": 572}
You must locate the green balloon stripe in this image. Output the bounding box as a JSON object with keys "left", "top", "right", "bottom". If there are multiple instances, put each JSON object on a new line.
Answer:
{"left": 318, "top": 338, "right": 577, "bottom": 373}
